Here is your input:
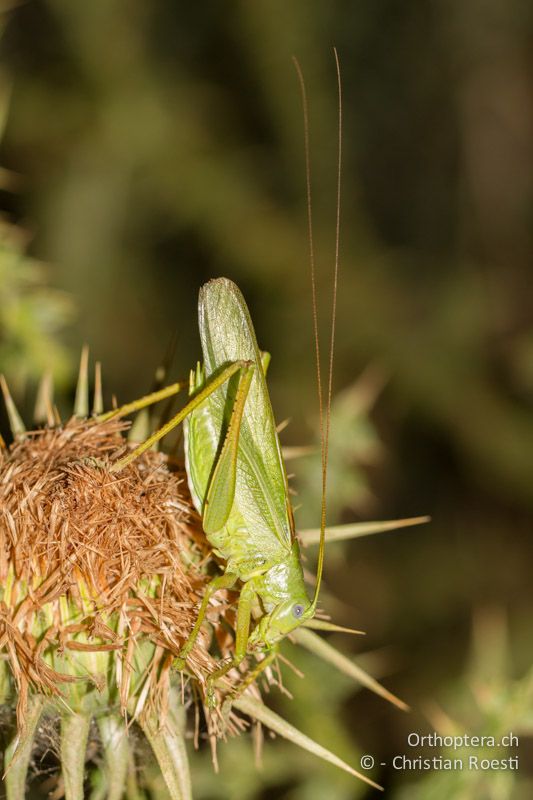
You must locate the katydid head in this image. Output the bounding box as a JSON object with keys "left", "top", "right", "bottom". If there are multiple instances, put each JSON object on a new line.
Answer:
{"left": 249, "top": 596, "right": 313, "bottom": 649}
{"left": 249, "top": 540, "right": 313, "bottom": 649}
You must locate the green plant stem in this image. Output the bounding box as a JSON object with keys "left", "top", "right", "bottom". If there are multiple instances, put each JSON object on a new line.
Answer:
{"left": 139, "top": 703, "right": 191, "bottom": 800}
{"left": 97, "top": 714, "right": 130, "bottom": 800}
{"left": 4, "top": 695, "right": 46, "bottom": 800}
{"left": 61, "top": 711, "right": 91, "bottom": 800}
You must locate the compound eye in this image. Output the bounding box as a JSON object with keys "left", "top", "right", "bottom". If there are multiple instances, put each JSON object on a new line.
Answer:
{"left": 292, "top": 603, "right": 305, "bottom": 619}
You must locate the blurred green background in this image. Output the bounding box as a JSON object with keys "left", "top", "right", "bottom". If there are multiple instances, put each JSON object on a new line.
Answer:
{"left": 1, "top": 1, "right": 532, "bottom": 797}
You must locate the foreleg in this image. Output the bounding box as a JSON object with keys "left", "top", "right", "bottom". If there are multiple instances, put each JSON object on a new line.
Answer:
{"left": 206, "top": 579, "right": 256, "bottom": 706}
{"left": 174, "top": 571, "right": 238, "bottom": 670}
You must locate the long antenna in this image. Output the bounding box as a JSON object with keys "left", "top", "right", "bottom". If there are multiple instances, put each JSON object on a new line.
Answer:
{"left": 292, "top": 56, "right": 324, "bottom": 450}
{"left": 293, "top": 50, "right": 342, "bottom": 610}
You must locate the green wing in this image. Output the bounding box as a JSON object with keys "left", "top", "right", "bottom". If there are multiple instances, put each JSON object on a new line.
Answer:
{"left": 185, "top": 278, "right": 293, "bottom": 553}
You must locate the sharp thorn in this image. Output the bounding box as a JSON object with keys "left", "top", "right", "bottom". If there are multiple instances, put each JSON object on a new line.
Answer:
{"left": 276, "top": 417, "right": 291, "bottom": 434}
{"left": 74, "top": 345, "right": 89, "bottom": 418}
{"left": 282, "top": 445, "right": 317, "bottom": 460}
{"left": 128, "top": 409, "right": 151, "bottom": 443}
{"left": 234, "top": 693, "right": 383, "bottom": 790}
{"left": 34, "top": 372, "right": 54, "bottom": 426}
{"left": 294, "top": 628, "right": 409, "bottom": 712}
{"left": 92, "top": 361, "right": 104, "bottom": 415}
{"left": 156, "top": 333, "right": 178, "bottom": 387}
{"left": 0, "top": 375, "right": 26, "bottom": 438}
{"left": 300, "top": 516, "right": 431, "bottom": 546}
{"left": 302, "top": 619, "right": 366, "bottom": 635}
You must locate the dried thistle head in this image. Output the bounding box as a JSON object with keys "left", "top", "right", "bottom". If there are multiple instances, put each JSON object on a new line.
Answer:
{"left": 0, "top": 417, "right": 223, "bottom": 714}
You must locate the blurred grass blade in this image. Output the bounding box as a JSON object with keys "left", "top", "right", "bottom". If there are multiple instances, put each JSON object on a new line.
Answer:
{"left": 300, "top": 515, "right": 430, "bottom": 545}
{"left": 302, "top": 619, "right": 365, "bottom": 635}
{"left": 61, "top": 711, "right": 91, "bottom": 800}
{"left": 0, "top": 375, "right": 26, "bottom": 438}
{"left": 4, "top": 695, "right": 45, "bottom": 800}
{"left": 293, "top": 627, "right": 409, "bottom": 711}
{"left": 139, "top": 705, "right": 191, "bottom": 800}
{"left": 74, "top": 345, "right": 90, "bottom": 418}
{"left": 97, "top": 714, "right": 129, "bottom": 800}
{"left": 233, "top": 693, "right": 383, "bottom": 790}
